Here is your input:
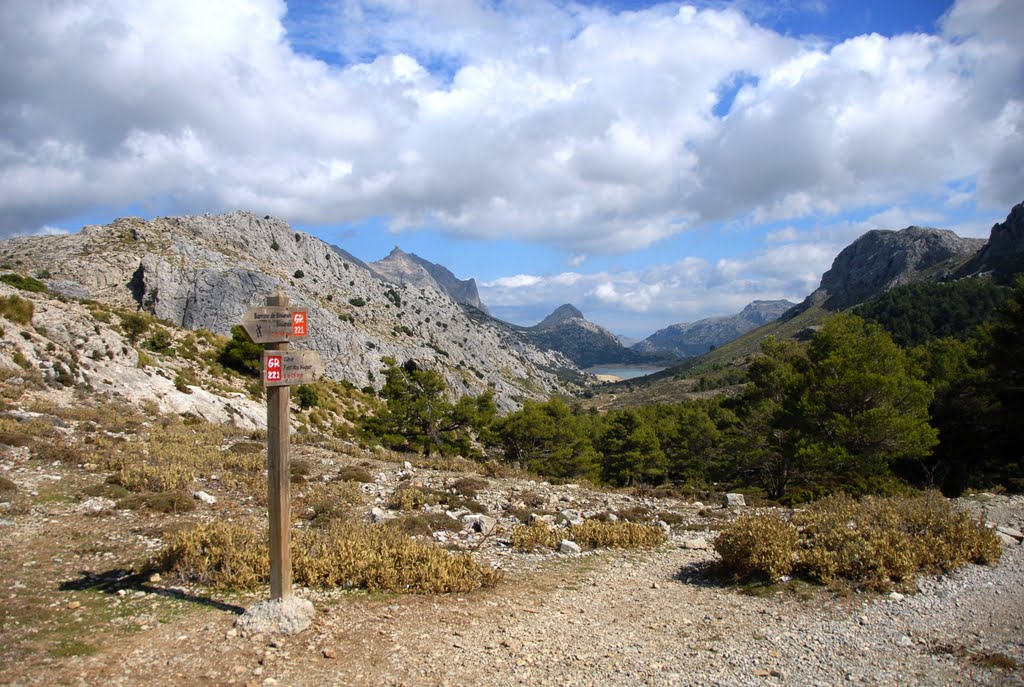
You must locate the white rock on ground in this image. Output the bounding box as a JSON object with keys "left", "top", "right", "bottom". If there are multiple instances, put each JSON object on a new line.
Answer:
{"left": 235, "top": 597, "right": 315, "bottom": 636}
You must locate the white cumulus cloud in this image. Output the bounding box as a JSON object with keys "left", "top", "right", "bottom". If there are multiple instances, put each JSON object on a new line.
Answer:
{"left": 0, "top": 0, "right": 1018, "bottom": 245}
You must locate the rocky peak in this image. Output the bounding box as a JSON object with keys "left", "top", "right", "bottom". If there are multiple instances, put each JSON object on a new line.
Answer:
{"left": 370, "top": 247, "right": 488, "bottom": 313}
{"left": 535, "top": 304, "right": 585, "bottom": 330}
{"left": 816, "top": 226, "right": 985, "bottom": 310}
{"left": 963, "top": 201, "right": 1024, "bottom": 276}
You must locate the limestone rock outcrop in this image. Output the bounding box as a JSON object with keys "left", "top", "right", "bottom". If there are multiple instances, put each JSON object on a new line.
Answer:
{"left": 0, "top": 212, "right": 578, "bottom": 411}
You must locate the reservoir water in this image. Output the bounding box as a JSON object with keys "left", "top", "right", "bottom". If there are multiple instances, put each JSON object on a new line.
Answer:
{"left": 583, "top": 366, "right": 666, "bottom": 380}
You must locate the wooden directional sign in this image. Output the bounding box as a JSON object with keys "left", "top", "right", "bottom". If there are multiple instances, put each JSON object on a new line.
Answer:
{"left": 263, "top": 350, "right": 325, "bottom": 387}
{"left": 241, "top": 306, "right": 308, "bottom": 343}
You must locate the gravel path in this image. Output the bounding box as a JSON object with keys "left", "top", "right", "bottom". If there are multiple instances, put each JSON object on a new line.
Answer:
{"left": 57, "top": 526, "right": 1020, "bottom": 687}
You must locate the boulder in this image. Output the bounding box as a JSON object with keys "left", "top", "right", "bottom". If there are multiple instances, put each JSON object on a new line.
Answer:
{"left": 722, "top": 493, "right": 746, "bottom": 508}
{"left": 558, "top": 540, "right": 582, "bottom": 555}
{"left": 463, "top": 513, "right": 497, "bottom": 534}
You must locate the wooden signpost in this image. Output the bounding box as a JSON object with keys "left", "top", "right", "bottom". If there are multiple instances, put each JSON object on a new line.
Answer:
{"left": 244, "top": 293, "right": 323, "bottom": 601}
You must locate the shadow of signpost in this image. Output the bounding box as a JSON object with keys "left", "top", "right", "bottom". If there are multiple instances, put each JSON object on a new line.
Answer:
{"left": 59, "top": 568, "right": 246, "bottom": 615}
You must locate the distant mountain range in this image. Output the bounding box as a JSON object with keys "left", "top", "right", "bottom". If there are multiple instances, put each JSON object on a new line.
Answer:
{"left": 365, "top": 250, "right": 797, "bottom": 368}
{"left": 632, "top": 300, "right": 795, "bottom": 358}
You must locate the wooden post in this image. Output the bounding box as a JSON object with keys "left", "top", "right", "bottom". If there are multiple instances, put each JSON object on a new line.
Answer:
{"left": 266, "top": 292, "right": 292, "bottom": 600}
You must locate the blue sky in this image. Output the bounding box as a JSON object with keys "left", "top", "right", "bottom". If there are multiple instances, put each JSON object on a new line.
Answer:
{"left": 1, "top": 0, "right": 1021, "bottom": 338}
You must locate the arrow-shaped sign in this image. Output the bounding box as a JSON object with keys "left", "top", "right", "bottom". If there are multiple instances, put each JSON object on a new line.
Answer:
{"left": 241, "top": 307, "right": 308, "bottom": 343}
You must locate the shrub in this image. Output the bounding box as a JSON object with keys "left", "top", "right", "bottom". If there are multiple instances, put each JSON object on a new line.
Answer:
{"left": 159, "top": 520, "right": 269, "bottom": 590}
{"left": 386, "top": 512, "right": 461, "bottom": 536}
{"left": 450, "top": 477, "right": 489, "bottom": 498}
{"left": 511, "top": 522, "right": 561, "bottom": 552}
{"left": 389, "top": 486, "right": 439, "bottom": 511}
{"left": 0, "top": 295, "right": 33, "bottom": 325}
{"left": 568, "top": 520, "right": 666, "bottom": 549}
{"left": 295, "top": 384, "right": 319, "bottom": 409}
{"left": 293, "top": 269, "right": 305, "bottom": 278}
{"left": 119, "top": 312, "right": 150, "bottom": 343}
{"left": 160, "top": 518, "right": 502, "bottom": 593}
{"left": 794, "top": 493, "right": 1002, "bottom": 589}
{"left": 118, "top": 491, "right": 196, "bottom": 513}
{"left": 301, "top": 481, "right": 365, "bottom": 525}
{"left": 0, "top": 273, "right": 46, "bottom": 292}
{"left": 217, "top": 325, "right": 262, "bottom": 376}
{"left": 714, "top": 512, "right": 799, "bottom": 581}
{"left": 511, "top": 520, "right": 666, "bottom": 552}
{"left": 348, "top": 297, "right": 366, "bottom": 307}
{"left": 144, "top": 328, "right": 174, "bottom": 354}
{"left": 173, "top": 370, "right": 196, "bottom": 393}
{"left": 336, "top": 465, "right": 374, "bottom": 483}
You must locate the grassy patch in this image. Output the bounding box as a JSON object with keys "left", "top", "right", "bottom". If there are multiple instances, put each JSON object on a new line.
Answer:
{"left": 48, "top": 640, "right": 97, "bottom": 658}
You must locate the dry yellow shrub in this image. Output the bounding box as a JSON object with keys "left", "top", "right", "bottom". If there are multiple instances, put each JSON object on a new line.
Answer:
{"left": 159, "top": 517, "right": 502, "bottom": 594}
{"left": 714, "top": 512, "right": 799, "bottom": 581}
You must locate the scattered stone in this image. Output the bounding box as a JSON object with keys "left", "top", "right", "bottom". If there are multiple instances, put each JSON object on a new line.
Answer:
{"left": 996, "top": 526, "right": 1023, "bottom": 541}
{"left": 558, "top": 540, "right": 582, "bottom": 555}
{"left": 194, "top": 490, "right": 217, "bottom": 505}
{"left": 322, "top": 648, "right": 337, "bottom": 659}
{"left": 76, "top": 497, "right": 115, "bottom": 514}
{"left": 148, "top": 573, "right": 161, "bottom": 583}
{"left": 996, "top": 531, "right": 1018, "bottom": 546}
{"left": 463, "top": 513, "right": 497, "bottom": 534}
{"left": 889, "top": 592, "right": 905, "bottom": 602}
{"left": 370, "top": 507, "right": 390, "bottom": 523}
{"left": 235, "top": 597, "right": 316, "bottom": 636}
{"left": 67, "top": 600, "right": 81, "bottom": 610}
{"left": 722, "top": 493, "right": 746, "bottom": 508}
{"left": 682, "top": 537, "right": 710, "bottom": 550}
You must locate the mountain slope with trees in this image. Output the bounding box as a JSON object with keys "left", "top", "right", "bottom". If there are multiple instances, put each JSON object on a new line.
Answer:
{"left": 633, "top": 299, "right": 795, "bottom": 357}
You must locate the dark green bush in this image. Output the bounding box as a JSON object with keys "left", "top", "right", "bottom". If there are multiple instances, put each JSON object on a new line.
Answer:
{"left": 0, "top": 273, "right": 46, "bottom": 292}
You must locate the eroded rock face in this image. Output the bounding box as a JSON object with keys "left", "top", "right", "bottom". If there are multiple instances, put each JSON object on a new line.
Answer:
{"left": 962, "top": 201, "right": 1024, "bottom": 276}
{"left": 370, "top": 247, "right": 488, "bottom": 313}
{"left": 0, "top": 211, "right": 579, "bottom": 411}
{"left": 818, "top": 227, "right": 985, "bottom": 310}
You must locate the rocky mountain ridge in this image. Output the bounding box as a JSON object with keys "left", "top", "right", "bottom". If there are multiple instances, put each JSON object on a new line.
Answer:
{"left": 369, "top": 247, "right": 488, "bottom": 313}
{"left": 0, "top": 212, "right": 579, "bottom": 412}
{"left": 632, "top": 299, "right": 795, "bottom": 358}
{"left": 785, "top": 225, "right": 987, "bottom": 318}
